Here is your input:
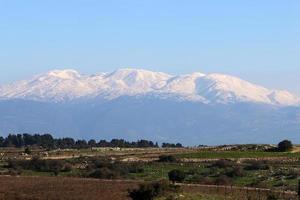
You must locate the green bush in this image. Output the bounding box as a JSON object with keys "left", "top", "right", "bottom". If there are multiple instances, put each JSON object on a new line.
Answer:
{"left": 244, "top": 160, "right": 269, "bottom": 170}
{"left": 277, "top": 140, "right": 293, "bottom": 152}
{"left": 225, "top": 166, "right": 245, "bottom": 177}
{"left": 128, "top": 180, "right": 172, "bottom": 200}
{"left": 7, "top": 157, "right": 70, "bottom": 175}
{"left": 89, "top": 167, "right": 119, "bottom": 179}
{"left": 158, "top": 155, "right": 177, "bottom": 163}
{"left": 212, "top": 159, "right": 234, "bottom": 168}
{"left": 87, "top": 159, "right": 146, "bottom": 179}
{"left": 168, "top": 169, "right": 186, "bottom": 183}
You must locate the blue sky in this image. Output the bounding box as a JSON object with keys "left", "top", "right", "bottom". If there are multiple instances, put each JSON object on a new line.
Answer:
{"left": 0, "top": 1, "right": 299, "bottom": 94}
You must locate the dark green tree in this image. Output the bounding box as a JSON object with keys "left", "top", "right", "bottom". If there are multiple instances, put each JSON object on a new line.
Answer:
{"left": 278, "top": 140, "right": 293, "bottom": 152}
{"left": 128, "top": 181, "right": 170, "bottom": 200}
{"left": 88, "top": 139, "right": 97, "bottom": 147}
{"left": 0, "top": 136, "right": 4, "bottom": 147}
{"left": 168, "top": 169, "right": 185, "bottom": 183}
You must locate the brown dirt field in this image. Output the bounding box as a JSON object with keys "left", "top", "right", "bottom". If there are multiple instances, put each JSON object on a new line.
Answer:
{"left": 1, "top": 176, "right": 298, "bottom": 200}
{"left": 0, "top": 176, "right": 140, "bottom": 200}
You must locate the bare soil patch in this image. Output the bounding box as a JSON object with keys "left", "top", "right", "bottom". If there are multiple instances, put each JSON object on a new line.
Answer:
{"left": 0, "top": 176, "right": 139, "bottom": 200}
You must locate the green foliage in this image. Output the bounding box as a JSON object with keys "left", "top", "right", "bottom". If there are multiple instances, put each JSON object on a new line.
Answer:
{"left": 0, "top": 133, "right": 159, "bottom": 149}
{"left": 212, "top": 159, "right": 234, "bottom": 168}
{"left": 7, "top": 156, "right": 72, "bottom": 175}
{"left": 87, "top": 158, "right": 145, "bottom": 179}
{"left": 162, "top": 143, "right": 183, "bottom": 148}
{"left": 128, "top": 180, "right": 173, "bottom": 200}
{"left": 168, "top": 169, "right": 186, "bottom": 183}
{"left": 244, "top": 160, "right": 270, "bottom": 171}
{"left": 158, "top": 155, "right": 177, "bottom": 163}
{"left": 89, "top": 167, "right": 119, "bottom": 179}
{"left": 225, "top": 166, "right": 246, "bottom": 177}
{"left": 277, "top": 140, "right": 293, "bottom": 152}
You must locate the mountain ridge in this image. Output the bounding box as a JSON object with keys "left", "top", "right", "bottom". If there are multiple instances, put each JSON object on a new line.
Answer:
{"left": 0, "top": 68, "right": 299, "bottom": 106}
{"left": 0, "top": 68, "right": 300, "bottom": 144}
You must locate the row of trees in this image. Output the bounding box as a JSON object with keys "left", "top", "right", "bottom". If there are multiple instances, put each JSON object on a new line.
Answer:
{"left": 161, "top": 142, "right": 183, "bottom": 148}
{"left": 0, "top": 133, "right": 183, "bottom": 149}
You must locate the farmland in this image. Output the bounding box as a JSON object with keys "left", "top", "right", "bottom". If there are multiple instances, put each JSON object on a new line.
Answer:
{"left": 1, "top": 143, "right": 300, "bottom": 199}
{"left": 0, "top": 176, "right": 139, "bottom": 200}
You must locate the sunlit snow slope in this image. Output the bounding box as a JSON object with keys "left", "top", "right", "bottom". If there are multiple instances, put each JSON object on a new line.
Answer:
{"left": 0, "top": 69, "right": 299, "bottom": 106}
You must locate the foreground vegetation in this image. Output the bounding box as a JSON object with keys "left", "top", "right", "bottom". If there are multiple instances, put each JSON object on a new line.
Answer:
{"left": 0, "top": 135, "right": 299, "bottom": 200}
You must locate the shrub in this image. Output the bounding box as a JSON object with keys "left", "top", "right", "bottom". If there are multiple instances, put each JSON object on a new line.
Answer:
{"left": 244, "top": 160, "right": 269, "bottom": 170}
{"left": 91, "top": 158, "right": 111, "bottom": 168}
{"left": 205, "top": 166, "right": 219, "bottom": 176}
{"left": 226, "top": 166, "right": 245, "bottom": 177}
{"left": 89, "top": 167, "right": 119, "bottom": 179}
{"left": 128, "top": 164, "right": 144, "bottom": 173}
{"left": 215, "top": 175, "right": 232, "bottom": 185}
{"left": 87, "top": 159, "right": 136, "bottom": 179}
{"left": 158, "top": 155, "right": 177, "bottom": 163}
{"left": 7, "top": 157, "right": 70, "bottom": 175}
{"left": 128, "top": 180, "right": 172, "bottom": 200}
{"left": 186, "top": 168, "right": 198, "bottom": 175}
{"left": 168, "top": 169, "right": 186, "bottom": 183}
{"left": 213, "top": 159, "right": 234, "bottom": 168}
{"left": 47, "top": 160, "right": 65, "bottom": 175}
{"left": 277, "top": 140, "right": 293, "bottom": 152}
{"left": 7, "top": 159, "right": 22, "bottom": 170}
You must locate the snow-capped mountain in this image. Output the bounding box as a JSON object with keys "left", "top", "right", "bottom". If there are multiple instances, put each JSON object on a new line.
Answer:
{"left": 1, "top": 68, "right": 300, "bottom": 144}
{"left": 0, "top": 68, "right": 299, "bottom": 106}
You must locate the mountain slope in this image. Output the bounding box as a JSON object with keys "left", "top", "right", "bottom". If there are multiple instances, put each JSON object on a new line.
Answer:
{"left": 0, "top": 98, "right": 299, "bottom": 145}
{"left": 0, "top": 69, "right": 299, "bottom": 106}
{"left": 0, "top": 68, "right": 299, "bottom": 145}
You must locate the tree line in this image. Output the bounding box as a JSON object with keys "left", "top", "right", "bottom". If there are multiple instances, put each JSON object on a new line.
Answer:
{"left": 0, "top": 133, "right": 183, "bottom": 149}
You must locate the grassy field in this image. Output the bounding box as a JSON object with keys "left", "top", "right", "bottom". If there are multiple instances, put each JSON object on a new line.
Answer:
{"left": 177, "top": 151, "right": 300, "bottom": 159}
{"left": 1, "top": 146, "right": 300, "bottom": 199}
{"left": 9, "top": 156, "right": 298, "bottom": 191}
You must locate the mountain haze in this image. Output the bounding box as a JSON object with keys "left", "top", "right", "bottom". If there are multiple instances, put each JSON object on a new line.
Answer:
{"left": 0, "top": 69, "right": 299, "bottom": 145}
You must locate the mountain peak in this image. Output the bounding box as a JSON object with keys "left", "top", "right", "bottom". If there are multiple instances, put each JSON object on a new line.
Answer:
{"left": 0, "top": 68, "right": 299, "bottom": 106}
{"left": 107, "top": 68, "right": 171, "bottom": 79}
{"left": 46, "top": 69, "right": 81, "bottom": 79}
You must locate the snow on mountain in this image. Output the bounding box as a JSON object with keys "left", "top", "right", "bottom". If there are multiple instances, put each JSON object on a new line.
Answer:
{"left": 0, "top": 68, "right": 299, "bottom": 106}
{"left": 0, "top": 69, "right": 96, "bottom": 102}
{"left": 99, "top": 69, "right": 172, "bottom": 98}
